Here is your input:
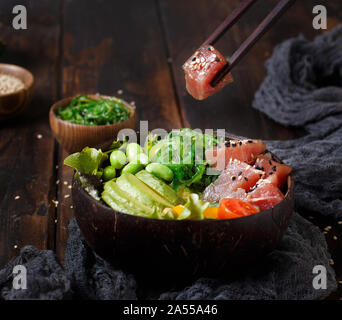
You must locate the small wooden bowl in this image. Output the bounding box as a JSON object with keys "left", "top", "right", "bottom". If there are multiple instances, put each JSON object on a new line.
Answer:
{"left": 0, "top": 63, "right": 34, "bottom": 121}
{"left": 49, "top": 94, "right": 136, "bottom": 153}
{"left": 72, "top": 134, "right": 294, "bottom": 279}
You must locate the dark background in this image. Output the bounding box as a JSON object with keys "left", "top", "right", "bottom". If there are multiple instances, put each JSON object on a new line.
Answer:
{"left": 0, "top": 0, "right": 341, "bottom": 299}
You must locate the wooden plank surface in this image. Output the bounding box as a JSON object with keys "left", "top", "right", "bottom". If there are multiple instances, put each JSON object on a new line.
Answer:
{"left": 0, "top": 0, "right": 60, "bottom": 267}
{"left": 55, "top": 0, "right": 183, "bottom": 264}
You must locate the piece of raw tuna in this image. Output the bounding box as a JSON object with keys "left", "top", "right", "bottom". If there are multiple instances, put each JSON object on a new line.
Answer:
{"left": 254, "top": 154, "right": 292, "bottom": 188}
{"left": 203, "top": 159, "right": 265, "bottom": 202}
{"left": 244, "top": 180, "right": 285, "bottom": 211}
{"left": 205, "top": 139, "right": 266, "bottom": 170}
{"left": 205, "top": 178, "right": 284, "bottom": 211}
{"left": 183, "top": 45, "right": 233, "bottom": 100}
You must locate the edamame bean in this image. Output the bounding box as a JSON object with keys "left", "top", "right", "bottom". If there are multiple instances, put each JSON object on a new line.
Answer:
{"left": 126, "top": 143, "right": 144, "bottom": 163}
{"left": 146, "top": 163, "right": 174, "bottom": 182}
{"left": 103, "top": 166, "right": 116, "bottom": 181}
{"left": 110, "top": 150, "right": 127, "bottom": 169}
{"left": 121, "top": 163, "right": 145, "bottom": 175}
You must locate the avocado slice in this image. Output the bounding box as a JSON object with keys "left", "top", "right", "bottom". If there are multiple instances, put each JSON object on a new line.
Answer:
{"left": 135, "top": 170, "right": 181, "bottom": 206}
{"left": 102, "top": 180, "right": 157, "bottom": 217}
{"left": 116, "top": 173, "right": 173, "bottom": 209}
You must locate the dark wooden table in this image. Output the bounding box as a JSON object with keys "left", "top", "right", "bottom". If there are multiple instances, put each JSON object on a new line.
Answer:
{"left": 1, "top": 0, "right": 341, "bottom": 299}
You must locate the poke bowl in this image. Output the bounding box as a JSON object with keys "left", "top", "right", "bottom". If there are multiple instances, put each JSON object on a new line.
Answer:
{"left": 70, "top": 129, "right": 294, "bottom": 278}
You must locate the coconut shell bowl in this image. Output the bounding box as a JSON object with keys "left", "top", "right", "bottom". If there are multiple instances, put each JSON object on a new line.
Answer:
{"left": 71, "top": 134, "right": 294, "bottom": 278}
{"left": 0, "top": 63, "right": 34, "bottom": 121}
{"left": 49, "top": 94, "right": 136, "bottom": 153}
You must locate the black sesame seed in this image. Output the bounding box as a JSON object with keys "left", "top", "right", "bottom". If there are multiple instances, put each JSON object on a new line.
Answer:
{"left": 269, "top": 160, "right": 272, "bottom": 165}
{"left": 272, "top": 166, "right": 277, "bottom": 171}
{"left": 239, "top": 141, "right": 242, "bottom": 146}
{"left": 215, "top": 57, "right": 220, "bottom": 62}
{"left": 232, "top": 143, "right": 237, "bottom": 147}
{"left": 255, "top": 165, "right": 261, "bottom": 170}
{"left": 238, "top": 171, "right": 242, "bottom": 176}
{"left": 244, "top": 177, "right": 248, "bottom": 181}
{"left": 269, "top": 172, "right": 273, "bottom": 175}
{"left": 192, "top": 57, "right": 196, "bottom": 61}
{"left": 247, "top": 140, "right": 253, "bottom": 143}
{"left": 225, "top": 141, "right": 230, "bottom": 147}
{"left": 248, "top": 184, "right": 257, "bottom": 192}
{"left": 231, "top": 176, "right": 236, "bottom": 181}
{"left": 259, "top": 174, "right": 263, "bottom": 178}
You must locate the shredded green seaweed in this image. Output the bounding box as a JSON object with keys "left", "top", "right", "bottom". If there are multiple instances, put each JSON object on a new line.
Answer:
{"left": 57, "top": 95, "right": 130, "bottom": 126}
{"left": 146, "top": 128, "right": 221, "bottom": 191}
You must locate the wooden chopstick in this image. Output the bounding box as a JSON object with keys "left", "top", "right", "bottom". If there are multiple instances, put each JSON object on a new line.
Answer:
{"left": 202, "top": 0, "right": 258, "bottom": 47}
{"left": 209, "top": 0, "right": 296, "bottom": 87}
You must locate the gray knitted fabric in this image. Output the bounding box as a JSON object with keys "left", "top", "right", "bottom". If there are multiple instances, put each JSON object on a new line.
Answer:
{"left": 1, "top": 26, "right": 341, "bottom": 300}
{"left": 253, "top": 25, "right": 342, "bottom": 128}
{"left": 0, "top": 246, "right": 71, "bottom": 300}
{"left": 253, "top": 26, "right": 342, "bottom": 219}
{"left": 265, "top": 126, "right": 342, "bottom": 219}
{"left": 65, "top": 219, "right": 137, "bottom": 300}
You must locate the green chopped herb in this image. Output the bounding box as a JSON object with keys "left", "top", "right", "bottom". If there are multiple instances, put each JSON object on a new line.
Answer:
{"left": 57, "top": 95, "right": 130, "bottom": 126}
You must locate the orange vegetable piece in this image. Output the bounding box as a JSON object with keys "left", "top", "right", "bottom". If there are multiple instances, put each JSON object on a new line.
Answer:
{"left": 172, "top": 205, "right": 185, "bottom": 217}
{"left": 204, "top": 207, "right": 219, "bottom": 219}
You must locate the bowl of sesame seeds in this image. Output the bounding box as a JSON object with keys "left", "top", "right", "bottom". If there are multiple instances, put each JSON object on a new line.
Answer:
{"left": 0, "top": 63, "right": 34, "bottom": 121}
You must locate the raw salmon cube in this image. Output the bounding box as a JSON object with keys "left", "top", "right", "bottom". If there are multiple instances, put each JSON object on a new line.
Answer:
{"left": 183, "top": 45, "right": 233, "bottom": 100}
